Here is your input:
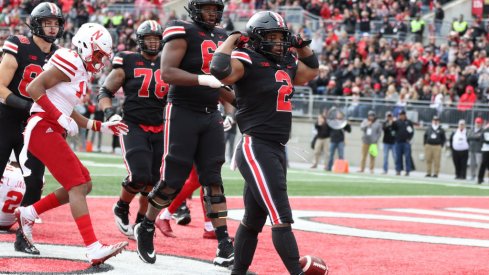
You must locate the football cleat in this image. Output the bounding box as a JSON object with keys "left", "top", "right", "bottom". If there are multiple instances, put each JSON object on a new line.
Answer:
{"left": 113, "top": 203, "right": 133, "bottom": 237}
{"left": 134, "top": 223, "right": 156, "bottom": 264}
{"left": 86, "top": 241, "right": 128, "bottom": 266}
{"left": 213, "top": 238, "right": 234, "bottom": 267}
{"left": 14, "top": 228, "right": 40, "bottom": 255}
{"left": 172, "top": 202, "right": 191, "bottom": 225}
{"left": 14, "top": 207, "right": 35, "bottom": 244}
{"left": 155, "top": 218, "right": 176, "bottom": 238}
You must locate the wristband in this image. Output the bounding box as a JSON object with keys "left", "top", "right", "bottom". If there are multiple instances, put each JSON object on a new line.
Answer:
{"left": 35, "top": 94, "right": 62, "bottom": 120}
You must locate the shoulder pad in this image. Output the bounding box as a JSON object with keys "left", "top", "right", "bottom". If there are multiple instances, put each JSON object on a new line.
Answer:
{"left": 163, "top": 20, "right": 187, "bottom": 43}
{"left": 49, "top": 48, "right": 82, "bottom": 79}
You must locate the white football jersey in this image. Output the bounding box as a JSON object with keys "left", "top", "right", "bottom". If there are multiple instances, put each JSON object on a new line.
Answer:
{"left": 0, "top": 165, "right": 26, "bottom": 228}
{"left": 31, "top": 47, "right": 90, "bottom": 116}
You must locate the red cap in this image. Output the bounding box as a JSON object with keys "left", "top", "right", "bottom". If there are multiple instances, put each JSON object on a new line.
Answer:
{"left": 475, "top": 117, "right": 483, "bottom": 124}
{"left": 374, "top": 83, "right": 381, "bottom": 90}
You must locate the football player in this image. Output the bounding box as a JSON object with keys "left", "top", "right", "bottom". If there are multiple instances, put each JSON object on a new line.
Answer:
{"left": 210, "top": 11, "right": 319, "bottom": 274}
{"left": 0, "top": 153, "right": 26, "bottom": 231}
{"left": 134, "top": 0, "right": 234, "bottom": 266}
{"left": 0, "top": 2, "right": 63, "bottom": 254}
{"left": 97, "top": 20, "right": 168, "bottom": 240}
{"left": 15, "top": 23, "right": 129, "bottom": 265}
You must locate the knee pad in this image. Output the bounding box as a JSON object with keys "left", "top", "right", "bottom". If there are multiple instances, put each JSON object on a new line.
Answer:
{"left": 148, "top": 180, "right": 179, "bottom": 210}
{"left": 203, "top": 185, "right": 227, "bottom": 219}
{"left": 121, "top": 177, "right": 146, "bottom": 194}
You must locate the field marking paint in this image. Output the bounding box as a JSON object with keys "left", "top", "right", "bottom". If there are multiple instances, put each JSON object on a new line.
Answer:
{"left": 228, "top": 209, "right": 489, "bottom": 248}
{"left": 385, "top": 208, "right": 489, "bottom": 221}
{"left": 0, "top": 242, "right": 230, "bottom": 274}
{"left": 446, "top": 208, "right": 489, "bottom": 214}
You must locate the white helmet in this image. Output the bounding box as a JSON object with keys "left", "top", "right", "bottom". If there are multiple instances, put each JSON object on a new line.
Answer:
{"left": 72, "top": 23, "right": 113, "bottom": 73}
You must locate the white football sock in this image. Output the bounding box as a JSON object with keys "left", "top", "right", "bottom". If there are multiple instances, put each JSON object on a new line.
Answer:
{"left": 160, "top": 209, "right": 172, "bottom": 220}
{"left": 86, "top": 241, "right": 102, "bottom": 250}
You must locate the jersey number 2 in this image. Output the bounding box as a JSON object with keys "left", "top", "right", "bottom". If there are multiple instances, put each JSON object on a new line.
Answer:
{"left": 18, "top": 64, "right": 43, "bottom": 98}
{"left": 134, "top": 68, "right": 168, "bottom": 99}
{"left": 1, "top": 190, "right": 23, "bottom": 214}
{"left": 275, "top": 70, "right": 293, "bottom": 112}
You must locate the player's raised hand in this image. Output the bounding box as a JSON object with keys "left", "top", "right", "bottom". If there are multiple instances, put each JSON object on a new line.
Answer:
{"left": 101, "top": 121, "right": 129, "bottom": 136}
{"left": 57, "top": 114, "right": 79, "bottom": 136}
{"left": 198, "top": 74, "right": 223, "bottom": 88}
{"left": 229, "top": 31, "right": 249, "bottom": 48}
{"left": 290, "top": 34, "right": 311, "bottom": 49}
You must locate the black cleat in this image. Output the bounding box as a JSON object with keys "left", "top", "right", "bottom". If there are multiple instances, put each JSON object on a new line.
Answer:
{"left": 134, "top": 223, "right": 156, "bottom": 264}
{"left": 14, "top": 228, "right": 40, "bottom": 255}
{"left": 173, "top": 201, "right": 191, "bottom": 226}
{"left": 113, "top": 203, "right": 133, "bottom": 237}
{"left": 213, "top": 238, "right": 234, "bottom": 267}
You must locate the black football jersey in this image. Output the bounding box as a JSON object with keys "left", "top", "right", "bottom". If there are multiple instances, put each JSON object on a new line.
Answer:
{"left": 112, "top": 51, "right": 167, "bottom": 126}
{"left": 162, "top": 20, "right": 227, "bottom": 110}
{"left": 232, "top": 48, "right": 299, "bottom": 144}
{"left": 0, "top": 35, "right": 57, "bottom": 122}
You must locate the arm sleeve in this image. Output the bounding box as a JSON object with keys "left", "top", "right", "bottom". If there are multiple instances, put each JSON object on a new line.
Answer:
{"left": 2, "top": 35, "right": 20, "bottom": 57}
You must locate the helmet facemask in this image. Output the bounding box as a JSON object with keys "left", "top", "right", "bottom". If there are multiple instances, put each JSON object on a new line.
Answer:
{"left": 251, "top": 29, "right": 291, "bottom": 63}
{"left": 138, "top": 35, "right": 163, "bottom": 56}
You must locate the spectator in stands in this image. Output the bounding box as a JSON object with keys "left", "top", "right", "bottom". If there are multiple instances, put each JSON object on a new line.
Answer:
{"left": 457, "top": 85, "right": 477, "bottom": 113}
{"left": 393, "top": 110, "right": 414, "bottom": 176}
{"left": 434, "top": 2, "right": 444, "bottom": 36}
{"left": 311, "top": 108, "right": 330, "bottom": 169}
{"left": 358, "top": 110, "right": 382, "bottom": 174}
{"left": 450, "top": 119, "right": 469, "bottom": 179}
{"left": 410, "top": 14, "right": 425, "bottom": 43}
{"left": 468, "top": 117, "right": 484, "bottom": 181}
{"left": 452, "top": 14, "right": 468, "bottom": 37}
{"left": 478, "top": 121, "right": 489, "bottom": 184}
{"left": 423, "top": 115, "right": 446, "bottom": 178}
{"left": 429, "top": 85, "right": 444, "bottom": 116}
{"left": 382, "top": 111, "right": 396, "bottom": 174}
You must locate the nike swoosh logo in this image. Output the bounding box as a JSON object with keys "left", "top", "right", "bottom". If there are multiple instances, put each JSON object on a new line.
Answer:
{"left": 149, "top": 250, "right": 155, "bottom": 258}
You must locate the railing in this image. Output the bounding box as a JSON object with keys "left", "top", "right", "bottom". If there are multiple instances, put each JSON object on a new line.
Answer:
{"left": 291, "top": 86, "right": 489, "bottom": 128}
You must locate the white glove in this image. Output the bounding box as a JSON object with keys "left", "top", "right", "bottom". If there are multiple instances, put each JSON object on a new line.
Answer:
{"left": 101, "top": 120, "right": 129, "bottom": 136}
{"left": 223, "top": 116, "right": 234, "bottom": 132}
{"left": 198, "top": 74, "right": 223, "bottom": 88}
{"left": 57, "top": 114, "right": 79, "bottom": 136}
{"left": 108, "top": 114, "right": 122, "bottom": 122}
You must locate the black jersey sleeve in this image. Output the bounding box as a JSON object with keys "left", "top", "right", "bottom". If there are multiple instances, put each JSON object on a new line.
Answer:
{"left": 2, "top": 35, "right": 21, "bottom": 57}
{"left": 231, "top": 48, "right": 253, "bottom": 66}
{"left": 112, "top": 51, "right": 129, "bottom": 69}
{"left": 162, "top": 20, "right": 187, "bottom": 43}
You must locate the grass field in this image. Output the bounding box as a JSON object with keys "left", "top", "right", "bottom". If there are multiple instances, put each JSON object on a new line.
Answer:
{"left": 42, "top": 152, "right": 489, "bottom": 197}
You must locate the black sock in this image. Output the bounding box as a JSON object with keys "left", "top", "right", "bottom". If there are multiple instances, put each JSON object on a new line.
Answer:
{"left": 271, "top": 226, "right": 302, "bottom": 275}
{"left": 215, "top": 225, "right": 229, "bottom": 242}
{"left": 141, "top": 217, "right": 155, "bottom": 228}
{"left": 231, "top": 224, "right": 259, "bottom": 275}
{"left": 135, "top": 212, "right": 145, "bottom": 224}
{"left": 117, "top": 199, "right": 129, "bottom": 208}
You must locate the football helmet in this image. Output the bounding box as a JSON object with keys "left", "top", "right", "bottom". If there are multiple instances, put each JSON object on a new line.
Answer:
{"left": 29, "top": 2, "right": 65, "bottom": 43}
{"left": 186, "top": 0, "right": 224, "bottom": 29}
{"left": 136, "top": 20, "right": 163, "bottom": 55}
{"left": 72, "top": 23, "right": 113, "bottom": 73}
{"left": 246, "top": 11, "right": 291, "bottom": 63}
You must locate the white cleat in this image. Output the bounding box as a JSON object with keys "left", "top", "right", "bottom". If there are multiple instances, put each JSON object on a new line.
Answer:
{"left": 14, "top": 207, "right": 35, "bottom": 244}
{"left": 86, "top": 241, "right": 128, "bottom": 266}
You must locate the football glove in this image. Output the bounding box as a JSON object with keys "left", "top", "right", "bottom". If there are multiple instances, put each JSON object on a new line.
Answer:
{"left": 198, "top": 74, "right": 223, "bottom": 88}
{"left": 223, "top": 116, "right": 234, "bottom": 132}
{"left": 290, "top": 34, "right": 311, "bottom": 49}
{"left": 88, "top": 119, "right": 129, "bottom": 136}
{"left": 57, "top": 114, "right": 79, "bottom": 137}
{"left": 229, "top": 31, "right": 249, "bottom": 48}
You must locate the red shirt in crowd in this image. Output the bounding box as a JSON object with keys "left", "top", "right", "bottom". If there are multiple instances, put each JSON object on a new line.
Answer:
{"left": 457, "top": 86, "right": 477, "bottom": 111}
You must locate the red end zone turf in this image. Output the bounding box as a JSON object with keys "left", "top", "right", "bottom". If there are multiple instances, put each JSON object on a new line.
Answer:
{"left": 1, "top": 197, "right": 489, "bottom": 274}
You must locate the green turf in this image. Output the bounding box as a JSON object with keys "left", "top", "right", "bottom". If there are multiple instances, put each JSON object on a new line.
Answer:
{"left": 41, "top": 152, "right": 489, "bottom": 196}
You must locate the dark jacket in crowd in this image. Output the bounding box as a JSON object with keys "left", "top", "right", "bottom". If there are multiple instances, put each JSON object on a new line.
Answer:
{"left": 329, "top": 123, "right": 351, "bottom": 143}
{"left": 315, "top": 120, "right": 330, "bottom": 139}
{"left": 468, "top": 127, "right": 484, "bottom": 152}
{"left": 424, "top": 125, "right": 446, "bottom": 146}
{"left": 392, "top": 119, "right": 414, "bottom": 142}
{"left": 382, "top": 120, "right": 396, "bottom": 144}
